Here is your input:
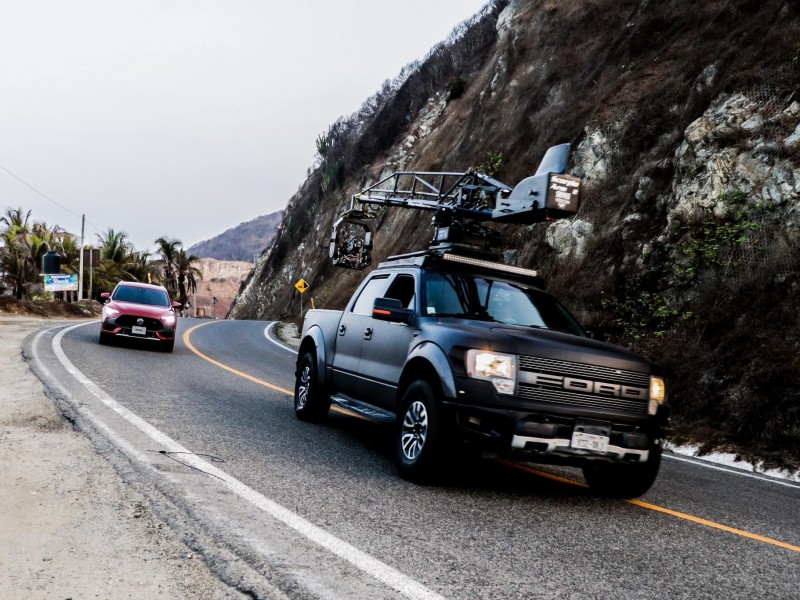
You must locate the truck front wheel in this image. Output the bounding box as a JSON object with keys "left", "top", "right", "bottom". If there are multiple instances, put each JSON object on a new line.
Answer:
{"left": 294, "top": 351, "right": 330, "bottom": 422}
{"left": 395, "top": 379, "right": 447, "bottom": 483}
{"left": 582, "top": 445, "right": 662, "bottom": 499}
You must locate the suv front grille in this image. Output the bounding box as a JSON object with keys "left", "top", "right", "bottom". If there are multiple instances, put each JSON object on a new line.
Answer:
{"left": 518, "top": 355, "right": 649, "bottom": 416}
{"left": 116, "top": 315, "right": 164, "bottom": 331}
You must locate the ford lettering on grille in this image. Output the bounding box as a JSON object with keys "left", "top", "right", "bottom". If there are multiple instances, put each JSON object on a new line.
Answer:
{"left": 519, "top": 371, "right": 648, "bottom": 400}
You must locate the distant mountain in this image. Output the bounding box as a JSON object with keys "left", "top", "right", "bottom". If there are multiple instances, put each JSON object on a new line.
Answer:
{"left": 188, "top": 210, "right": 283, "bottom": 261}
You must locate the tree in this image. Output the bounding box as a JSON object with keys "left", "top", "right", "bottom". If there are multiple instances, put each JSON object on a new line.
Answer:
{"left": 1, "top": 208, "right": 34, "bottom": 299}
{"left": 154, "top": 236, "right": 182, "bottom": 300}
{"left": 175, "top": 249, "right": 201, "bottom": 314}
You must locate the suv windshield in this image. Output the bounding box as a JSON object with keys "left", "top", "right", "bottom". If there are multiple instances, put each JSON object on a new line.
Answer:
{"left": 113, "top": 285, "right": 170, "bottom": 307}
{"left": 424, "top": 270, "right": 585, "bottom": 336}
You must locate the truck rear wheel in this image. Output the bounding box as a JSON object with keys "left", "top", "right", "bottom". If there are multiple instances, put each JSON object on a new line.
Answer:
{"left": 395, "top": 379, "right": 447, "bottom": 483}
{"left": 294, "top": 350, "right": 330, "bottom": 422}
{"left": 582, "top": 445, "right": 662, "bottom": 499}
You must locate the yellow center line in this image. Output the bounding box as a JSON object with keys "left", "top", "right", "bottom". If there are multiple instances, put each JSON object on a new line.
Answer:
{"left": 498, "top": 460, "right": 800, "bottom": 554}
{"left": 627, "top": 499, "right": 800, "bottom": 553}
{"left": 183, "top": 321, "right": 294, "bottom": 396}
{"left": 182, "top": 321, "right": 367, "bottom": 420}
{"left": 184, "top": 322, "right": 799, "bottom": 555}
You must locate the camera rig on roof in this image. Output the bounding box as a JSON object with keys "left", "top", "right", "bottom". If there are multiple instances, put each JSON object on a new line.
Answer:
{"left": 330, "top": 143, "right": 581, "bottom": 269}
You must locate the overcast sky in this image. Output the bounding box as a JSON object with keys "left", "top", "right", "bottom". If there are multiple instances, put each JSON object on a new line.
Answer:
{"left": 0, "top": 0, "right": 492, "bottom": 253}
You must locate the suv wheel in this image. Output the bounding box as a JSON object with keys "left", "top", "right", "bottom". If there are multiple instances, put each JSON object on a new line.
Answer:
{"left": 294, "top": 350, "right": 330, "bottom": 422}
{"left": 582, "top": 445, "right": 662, "bottom": 499}
{"left": 395, "top": 379, "right": 446, "bottom": 483}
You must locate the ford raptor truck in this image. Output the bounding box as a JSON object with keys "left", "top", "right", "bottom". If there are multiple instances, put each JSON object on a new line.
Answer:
{"left": 292, "top": 143, "right": 668, "bottom": 498}
{"left": 293, "top": 248, "right": 668, "bottom": 498}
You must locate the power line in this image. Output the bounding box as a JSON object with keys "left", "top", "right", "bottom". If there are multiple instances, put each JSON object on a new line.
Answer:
{"left": 0, "top": 162, "right": 82, "bottom": 219}
{"left": 0, "top": 161, "right": 103, "bottom": 235}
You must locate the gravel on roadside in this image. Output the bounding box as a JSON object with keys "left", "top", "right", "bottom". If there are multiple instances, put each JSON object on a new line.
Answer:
{"left": 0, "top": 317, "right": 238, "bottom": 599}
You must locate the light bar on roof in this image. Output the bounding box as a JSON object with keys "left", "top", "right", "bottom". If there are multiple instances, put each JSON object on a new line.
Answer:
{"left": 442, "top": 253, "right": 539, "bottom": 278}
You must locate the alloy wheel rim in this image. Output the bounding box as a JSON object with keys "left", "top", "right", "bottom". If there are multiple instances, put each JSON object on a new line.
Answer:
{"left": 297, "top": 364, "right": 311, "bottom": 408}
{"left": 401, "top": 400, "right": 428, "bottom": 461}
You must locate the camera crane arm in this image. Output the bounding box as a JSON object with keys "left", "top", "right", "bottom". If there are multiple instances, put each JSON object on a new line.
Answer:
{"left": 330, "top": 143, "right": 581, "bottom": 269}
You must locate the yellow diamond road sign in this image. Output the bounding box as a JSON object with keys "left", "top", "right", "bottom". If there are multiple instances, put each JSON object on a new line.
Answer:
{"left": 295, "top": 278, "right": 309, "bottom": 294}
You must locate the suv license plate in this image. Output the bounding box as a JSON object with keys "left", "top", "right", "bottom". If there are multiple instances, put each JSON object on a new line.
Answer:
{"left": 131, "top": 325, "right": 146, "bottom": 336}
{"left": 571, "top": 431, "right": 609, "bottom": 453}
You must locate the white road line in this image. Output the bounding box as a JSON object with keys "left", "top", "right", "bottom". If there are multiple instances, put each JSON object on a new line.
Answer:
{"left": 663, "top": 453, "right": 800, "bottom": 489}
{"left": 45, "top": 321, "right": 444, "bottom": 600}
{"left": 263, "top": 321, "right": 298, "bottom": 354}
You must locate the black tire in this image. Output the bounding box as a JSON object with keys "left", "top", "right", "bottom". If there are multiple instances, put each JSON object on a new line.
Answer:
{"left": 161, "top": 339, "right": 175, "bottom": 353}
{"left": 395, "top": 379, "right": 447, "bottom": 483}
{"left": 99, "top": 331, "right": 112, "bottom": 346}
{"left": 294, "top": 350, "right": 330, "bottom": 422}
{"left": 582, "top": 445, "right": 662, "bottom": 499}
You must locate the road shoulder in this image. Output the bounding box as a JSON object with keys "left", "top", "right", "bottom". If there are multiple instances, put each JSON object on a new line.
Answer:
{"left": 0, "top": 317, "right": 238, "bottom": 599}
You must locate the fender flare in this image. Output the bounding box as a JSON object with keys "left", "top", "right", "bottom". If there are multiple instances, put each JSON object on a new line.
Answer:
{"left": 405, "top": 341, "right": 457, "bottom": 399}
{"left": 299, "top": 325, "right": 328, "bottom": 386}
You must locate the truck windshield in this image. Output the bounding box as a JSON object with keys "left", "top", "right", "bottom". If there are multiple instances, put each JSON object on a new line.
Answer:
{"left": 424, "top": 271, "right": 585, "bottom": 336}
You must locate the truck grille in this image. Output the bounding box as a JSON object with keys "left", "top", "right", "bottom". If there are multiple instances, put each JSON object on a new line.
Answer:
{"left": 517, "top": 355, "right": 649, "bottom": 416}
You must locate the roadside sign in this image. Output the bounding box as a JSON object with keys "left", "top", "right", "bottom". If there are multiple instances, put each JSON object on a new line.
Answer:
{"left": 295, "top": 278, "right": 309, "bottom": 294}
{"left": 44, "top": 274, "right": 78, "bottom": 292}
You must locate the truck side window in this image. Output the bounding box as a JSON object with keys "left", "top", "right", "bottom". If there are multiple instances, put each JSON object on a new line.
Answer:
{"left": 350, "top": 275, "right": 390, "bottom": 315}
{"left": 424, "top": 271, "right": 466, "bottom": 316}
{"left": 383, "top": 274, "right": 415, "bottom": 309}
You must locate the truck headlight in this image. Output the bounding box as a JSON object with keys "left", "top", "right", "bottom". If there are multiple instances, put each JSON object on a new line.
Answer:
{"left": 466, "top": 350, "right": 517, "bottom": 395}
{"left": 648, "top": 376, "right": 666, "bottom": 415}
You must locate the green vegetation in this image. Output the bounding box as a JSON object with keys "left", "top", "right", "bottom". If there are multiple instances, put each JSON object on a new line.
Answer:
{"left": 671, "top": 190, "right": 763, "bottom": 285}
{"left": 473, "top": 151, "right": 505, "bottom": 178}
{"left": 600, "top": 283, "right": 692, "bottom": 341}
{"left": 0, "top": 206, "right": 200, "bottom": 309}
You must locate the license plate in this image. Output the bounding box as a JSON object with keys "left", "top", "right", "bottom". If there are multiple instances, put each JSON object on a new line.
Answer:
{"left": 571, "top": 431, "right": 609, "bottom": 453}
{"left": 131, "top": 325, "right": 147, "bottom": 336}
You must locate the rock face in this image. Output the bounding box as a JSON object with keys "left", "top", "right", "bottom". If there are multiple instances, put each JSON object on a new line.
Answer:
{"left": 192, "top": 258, "right": 252, "bottom": 319}
{"left": 230, "top": 1, "right": 800, "bottom": 461}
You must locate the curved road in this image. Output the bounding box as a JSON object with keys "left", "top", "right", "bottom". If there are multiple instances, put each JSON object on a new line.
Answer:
{"left": 26, "top": 318, "right": 800, "bottom": 599}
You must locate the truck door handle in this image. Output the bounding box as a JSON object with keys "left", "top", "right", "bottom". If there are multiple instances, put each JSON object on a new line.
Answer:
{"left": 338, "top": 324, "right": 346, "bottom": 335}
{"left": 363, "top": 327, "right": 372, "bottom": 340}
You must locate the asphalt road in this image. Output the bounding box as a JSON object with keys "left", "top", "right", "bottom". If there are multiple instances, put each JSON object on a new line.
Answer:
{"left": 27, "top": 318, "right": 800, "bottom": 599}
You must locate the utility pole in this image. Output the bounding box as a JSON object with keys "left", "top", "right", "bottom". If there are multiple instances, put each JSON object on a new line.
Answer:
{"left": 78, "top": 214, "right": 85, "bottom": 302}
{"left": 88, "top": 246, "right": 93, "bottom": 311}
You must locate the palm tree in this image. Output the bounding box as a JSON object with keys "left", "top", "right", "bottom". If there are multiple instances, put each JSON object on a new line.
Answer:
{"left": 0, "top": 208, "right": 33, "bottom": 298}
{"left": 154, "top": 236, "right": 182, "bottom": 298}
{"left": 175, "top": 249, "right": 202, "bottom": 314}
{"left": 97, "top": 228, "right": 133, "bottom": 265}
{"left": 94, "top": 228, "right": 136, "bottom": 293}
{"left": 128, "top": 250, "right": 159, "bottom": 284}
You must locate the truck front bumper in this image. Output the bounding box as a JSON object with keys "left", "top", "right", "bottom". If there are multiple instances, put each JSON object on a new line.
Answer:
{"left": 443, "top": 379, "right": 668, "bottom": 465}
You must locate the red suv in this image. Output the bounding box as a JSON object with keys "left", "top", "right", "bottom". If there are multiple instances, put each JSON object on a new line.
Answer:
{"left": 99, "top": 282, "right": 181, "bottom": 352}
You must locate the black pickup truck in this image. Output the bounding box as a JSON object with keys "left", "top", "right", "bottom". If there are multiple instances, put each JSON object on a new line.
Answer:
{"left": 294, "top": 248, "right": 668, "bottom": 498}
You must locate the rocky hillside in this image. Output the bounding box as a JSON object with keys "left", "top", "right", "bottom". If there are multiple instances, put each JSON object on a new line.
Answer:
{"left": 192, "top": 258, "right": 253, "bottom": 319}
{"left": 188, "top": 210, "right": 282, "bottom": 261}
{"left": 230, "top": 0, "right": 800, "bottom": 466}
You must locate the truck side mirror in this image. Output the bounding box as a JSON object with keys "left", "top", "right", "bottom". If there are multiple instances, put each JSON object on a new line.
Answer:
{"left": 372, "top": 297, "right": 414, "bottom": 324}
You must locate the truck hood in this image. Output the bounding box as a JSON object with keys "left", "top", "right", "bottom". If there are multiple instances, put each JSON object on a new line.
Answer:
{"left": 463, "top": 320, "right": 654, "bottom": 374}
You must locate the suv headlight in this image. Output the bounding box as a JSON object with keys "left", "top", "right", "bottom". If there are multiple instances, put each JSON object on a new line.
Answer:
{"left": 161, "top": 313, "right": 176, "bottom": 326}
{"left": 648, "top": 376, "right": 666, "bottom": 415}
{"left": 466, "top": 350, "right": 517, "bottom": 395}
{"left": 103, "top": 306, "right": 120, "bottom": 318}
